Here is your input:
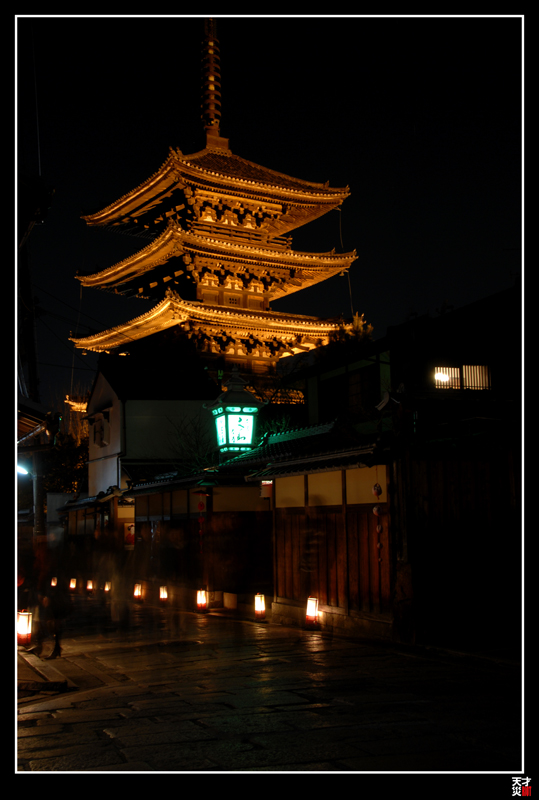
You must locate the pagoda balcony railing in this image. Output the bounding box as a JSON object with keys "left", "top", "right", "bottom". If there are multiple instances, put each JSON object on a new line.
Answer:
{"left": 189, "top": 221, "right": 292, "bottom": 250}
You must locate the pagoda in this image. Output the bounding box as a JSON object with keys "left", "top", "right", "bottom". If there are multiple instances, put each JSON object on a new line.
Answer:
{"left": 70, "top": 20, "right": 358, "bottom": 389}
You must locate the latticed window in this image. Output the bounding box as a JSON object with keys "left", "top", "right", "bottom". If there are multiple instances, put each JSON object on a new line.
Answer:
{"left": 462, "top": 364, "right": 492, "bottom": 390}
{"left": 434, "top": 365, "right": 491, "bottom": 390}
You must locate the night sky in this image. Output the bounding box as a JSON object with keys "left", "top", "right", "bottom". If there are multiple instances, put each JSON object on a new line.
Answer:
{"left": 16, "top": 15, "right": 523, "bottom": 411}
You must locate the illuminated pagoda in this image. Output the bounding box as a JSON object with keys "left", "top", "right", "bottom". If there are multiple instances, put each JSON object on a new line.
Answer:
{"left": 70, "top": 20, "right": 358, "bottom": 392}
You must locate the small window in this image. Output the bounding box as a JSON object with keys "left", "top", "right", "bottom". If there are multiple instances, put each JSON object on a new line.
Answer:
{"left": 462, "top": 365, "right": 491, "bottom": 390}
{"left": 434, "top": 365, "right": 491, "bottom": 390}
{"left": 434, "top": 367, "right": 460, "bottom": 389}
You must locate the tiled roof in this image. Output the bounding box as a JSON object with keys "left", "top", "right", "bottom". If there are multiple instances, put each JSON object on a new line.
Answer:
{"left": 219, "top": 420, "right": 379, "bottom": 479}
{"left": 181, "top": 148, "right": 349, "bottom": 197}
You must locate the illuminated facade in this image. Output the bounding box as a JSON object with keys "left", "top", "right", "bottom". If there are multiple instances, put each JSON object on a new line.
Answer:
{"left": 70, "top": 20, "right": 358, "bottom": 386}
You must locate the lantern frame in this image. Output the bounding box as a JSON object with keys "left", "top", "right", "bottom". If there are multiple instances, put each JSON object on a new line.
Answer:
{"left": 205, "top": 367, "right": 263, "bottom": 456}
{"left": 17, "top": 610, "right": 33, "bottom": 647}
{"left": 255, "top": 593, "right": 266, "bottom": 621}
{"left": 305, "top": 596, "right": 319, "bottom": 628}
{"left": 134, "top": 583, "right": 143, "bottom": 601}
{"left": 197, "top": 589, "right": 208, "bottom": 612}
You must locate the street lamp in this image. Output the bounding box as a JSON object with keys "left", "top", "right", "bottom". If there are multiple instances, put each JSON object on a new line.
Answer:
{"left": 205, "top": 367, "right": 263, "bottom": 458}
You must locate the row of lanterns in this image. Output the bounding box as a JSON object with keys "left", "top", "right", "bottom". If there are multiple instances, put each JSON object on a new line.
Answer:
{"left": 195, "top": 590, "right": 267, "bottom": 621}
{"left": 18, "top": 592, "right": 321, "bottom": 646}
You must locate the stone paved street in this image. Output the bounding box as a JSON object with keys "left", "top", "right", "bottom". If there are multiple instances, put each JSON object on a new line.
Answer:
{"left": 17, "top": 601, "right": 523, "bottom": 774}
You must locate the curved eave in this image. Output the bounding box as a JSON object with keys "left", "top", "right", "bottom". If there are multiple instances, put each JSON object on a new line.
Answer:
{"left": 69, "top": 294, "right": 186, "bottom": 352}
{"left": 70, "top": 289, "right": 346, "bottom": 352}
{"left": 82, "top": 147, "right": 350, "bottom": 227}
{"left": 77, "top": 223, "right": 357, "bottom": 290}
{"left": 76, "top": 226, "right": 181, "bottom": 288}
{"left": 180, "top": 147, "right": 350, "bottom": 198}
{"left": 82, "top": 152, "right": 181, "bottom": 226}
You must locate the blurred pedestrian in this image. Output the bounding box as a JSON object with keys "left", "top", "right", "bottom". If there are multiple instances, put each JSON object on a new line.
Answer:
{"left": 40, "top": 569, "right": 71, "bottom": 659}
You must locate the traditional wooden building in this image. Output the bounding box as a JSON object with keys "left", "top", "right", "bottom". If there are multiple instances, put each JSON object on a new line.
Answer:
{"left": 258, "top": 286, "right": 521, "bottom": 652}
{"left": 70, "top": 19, "right": 358, "bottom": 394}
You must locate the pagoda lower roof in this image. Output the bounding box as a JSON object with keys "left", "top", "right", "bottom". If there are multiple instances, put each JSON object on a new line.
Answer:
{"left": 76, "top": 221, "right": 357, "bottom": 297}
{"left": 69, "top": 288, "right": 346, "bottom": 353}
{"left": 81, "top": 146, "right": 350, "bottom": 236}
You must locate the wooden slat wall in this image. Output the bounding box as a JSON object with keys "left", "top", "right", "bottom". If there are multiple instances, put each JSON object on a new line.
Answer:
{"left": 392, "top": 445, "right": 520, "bottom": 647}
{"left": 275, "top": 496, "right": 391, "bottom": 615}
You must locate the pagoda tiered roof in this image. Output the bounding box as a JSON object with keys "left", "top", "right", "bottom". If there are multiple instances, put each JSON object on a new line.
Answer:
{"left": 71, "top": 19, "right": 364, "bottom": 373}
{"left": 76, "top": 220, "right": 356, "bottom": 300}
{"left": 69, "top": 288, "right": 344, "bottom": 355}
{"left": 81, "top": 146, "right": 350, "bottom": 239}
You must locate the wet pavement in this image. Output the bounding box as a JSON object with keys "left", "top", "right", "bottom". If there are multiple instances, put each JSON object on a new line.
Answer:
{"left": 16, "top": 597, "right": 525, "bottom": 775}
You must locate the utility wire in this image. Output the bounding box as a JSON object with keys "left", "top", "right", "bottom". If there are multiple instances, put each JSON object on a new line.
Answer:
{"left": 31, "top": 25, "right": 42, "bottom": 178}
{"left": 334, "top": 207, "right": 355, "bottom": 318}
{"left": 70, "top": 284, "right": 83, "bottom": 397}
{"left": 36, "top": 315, "right": 92, "bottom": 370}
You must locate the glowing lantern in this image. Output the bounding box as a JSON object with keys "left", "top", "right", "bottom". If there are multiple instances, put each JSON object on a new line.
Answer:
{"left": 69, "top": 578, "right": 77, "bottom": 591}
{"left": 197, "top": 589, "right": 208, "bottom": 612}
{"left": 134, "top": 583, "right": 143, "bottom": 601}
{"left": 255, "top": 593, "right": 266, "bottom": 620}
{"left": 306, "top": 597, "right": 319, "bottom": 627}
{"left": 50, "top": 577, "right": 57, "bottom": 587}
{"left": 87, "top": 580, "right": 94, "bottom": 593}
{"left": 17, "top": 610, "right": 32, "bottom": 646}
{"left": 159, "top": 586, "right": 168, "bottom": 602}
{"left": 205, "top": 367, "right": 262, "bottom": 457}
{"left": 104, "top": 581, "right": 112, "bottom": 593}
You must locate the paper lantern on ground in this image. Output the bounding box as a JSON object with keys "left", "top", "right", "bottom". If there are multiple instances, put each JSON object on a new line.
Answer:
{"left": 87, "top": 580, "right": 94, "bottom": 593}
{"left": 197, "top": 589, "right": 208, "bottom": 612}
{"left": 159, "top": 586, "right": 168, "bottom": 602}
{"left": 69, "top": 578, "right": 77, "bottom": 591}
{"left": 134, "top": 583, "right": 143, "bottom": 601}
{"left": 306, "top": 597, "right": 319, "bottom": 627}
{"left": 50, "top": 577, "right": 57, "bottom": 587}
{"left": 255, "top": 593, "right": 266, "bottom": 620}
{"left": 17, "top": 610, "right": 32, "bottom": 646}
{"left": 104, "top": 581, "right": 112, "bottom": 593}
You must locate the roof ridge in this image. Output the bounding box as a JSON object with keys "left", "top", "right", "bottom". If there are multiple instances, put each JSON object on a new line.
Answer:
{"left": 180, "top": 148, "right": 350, "bottom": 196}
{"left": 266, "top": 420, "right": 335, "bottom": 442}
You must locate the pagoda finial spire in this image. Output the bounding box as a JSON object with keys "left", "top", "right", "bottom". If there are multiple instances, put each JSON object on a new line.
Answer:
{"left": 201, "top": 18, "right": 229, "bottom": 150}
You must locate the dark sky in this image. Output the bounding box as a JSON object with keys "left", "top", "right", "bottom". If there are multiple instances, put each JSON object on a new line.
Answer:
{"left": 16, "top": 14, "right": 523, "bottom": 411}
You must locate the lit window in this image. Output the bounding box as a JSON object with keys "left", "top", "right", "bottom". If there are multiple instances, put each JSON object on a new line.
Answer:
{"left": 462, "top": 365, "right": 491, "bottom": 390}
{"left": 434, "top": 367, "right": 460, "bottom": 389}
{"left": 434, "top": 365, "right": 491, "bottom": 390}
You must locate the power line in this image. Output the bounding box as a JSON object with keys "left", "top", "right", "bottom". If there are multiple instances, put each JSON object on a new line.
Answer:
{"left": 31, "top": 24, "right": 42, "bottom": 178}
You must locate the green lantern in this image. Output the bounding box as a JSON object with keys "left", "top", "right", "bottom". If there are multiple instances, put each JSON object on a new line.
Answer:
{"left": 206, "top": 367, "right": 262, "bottom": 456}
